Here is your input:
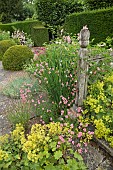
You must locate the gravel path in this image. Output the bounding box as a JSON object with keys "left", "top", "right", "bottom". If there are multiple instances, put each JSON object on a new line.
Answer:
{"left": 0, "top": 61, "right": 24, "bottom": 135}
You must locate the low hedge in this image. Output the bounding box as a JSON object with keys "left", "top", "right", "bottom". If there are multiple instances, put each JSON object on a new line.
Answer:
{"left": 31, "top": 26, "right": 49, "bottom": 46}
{"left": 0, "top": 20, "right": 43, "bottom": 35}
{"left": 2, "top": 45, "right": 34, "bottom": 70}
{"left": 0, "top": 40, "right": 16, "bottom": 60}
{"left": 64, "top": 7, "right": 113, "bottom": 44}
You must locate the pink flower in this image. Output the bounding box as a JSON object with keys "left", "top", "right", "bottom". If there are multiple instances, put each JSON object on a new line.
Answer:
{"left": 70, "top": 124, "right": 74, "bottom": 128}
{"left": 57, "top": 145, "right": 60, "bottom": 148}
{"left": 31, "top": 99, "right": 34, "bottom": 102}
{"left": 65, "top": 115, "right": 68, "bottom": 118}
{"left": 72, "top": 141, "right": 74, "bottom": 145}
{"left": 58, "top": 141, "right": 61, "bottom": 145}
{"left": 59, "top": 135, "right": 65, "bottom": 143}
{"left": 84, "top": 142, "right": 87, "bottom": 147}
{"left": 61, "top": 110, "right": 64, "bottom": 115}
{"left": 37, "top": 100, "right": 40, "bottom": 104}
{"left": 70, "top": 131, "right": 74, "bottom": 135}
{"left": 88, "top": 131, "right": 94, "bottom": 135}
{"left": 85, "top": 149, "right": 87, "bottom": 153}
{"left": 77, "top": 143, "right": 81, "bottom": 148}
{"left": 68, "top": 138, "right": 72, "bottom": 142}
{"left": 77, "top": 107, "right": 81, "bottom": 113}
{"left": 83, "top": 128, "right": 86, "bottom": 132}
{"left": 77, "top": 132, "right": 83, "bottom": 138}
{"left": 78, "top": 148, "right": 82, "bottom": 154}
{"left": 50, "top": 117, "right": 52, "bottom": 121}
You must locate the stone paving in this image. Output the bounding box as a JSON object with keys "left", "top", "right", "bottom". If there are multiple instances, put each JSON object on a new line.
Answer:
{"left": 0, "top": 61, "right": 113, "bottom": 169}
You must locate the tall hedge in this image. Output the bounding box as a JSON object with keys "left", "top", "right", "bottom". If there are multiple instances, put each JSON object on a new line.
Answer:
{"left": 64, "top": 7, "right": 113, "bottom": 44}
{"left": 31, "top": 26, "right": 49, "bottom": 46}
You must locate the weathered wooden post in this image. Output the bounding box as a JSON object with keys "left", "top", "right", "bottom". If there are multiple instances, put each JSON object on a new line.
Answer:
{"left": 75, "top": 25, "right": 90, "bottom": 107}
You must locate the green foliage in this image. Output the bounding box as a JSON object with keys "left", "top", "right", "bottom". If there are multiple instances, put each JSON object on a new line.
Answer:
{"left": 31, "top": 26, "right": 49, "bottom": 46}
{"left": 35, "top": 0, "right": 83, "bottom": 35}
{"left": 84, "top": 0, "right": 113, "bottom": 10}
{"left": 0, "top": 0, "right": 24, "bottom": 23}
{"left": 0, "top": 30, "right": 10, "bottom": 41}
{"left": 0, "top": 20, "right": 49, "bottom": 46}
{"left": 64, "top": 7, "right": 113, "bottom": 44}
{"left": 84, "top": 73, "right": 113, "bottom": 147}
{"left": 2, "top": 75, "right": 39, "bottom": 99}
{"left": 25, "top": 38, "right": 78, "bottom": 120}
{"left": 0, "top": 123, "right": 87, "bottom": 169}
{"left": 88, "top": 45, "right": 113, "bottom": 84}
{"left": 7, "top": 102, "right": 31, "bottom": 129}
{"left": 2, "top": 45, "right": 34, "bottom": 70}
{"left": 0, "top": 20, "right": 43, "bottom": 35}
{"left": 0, "top": 40, "right": 16, "bottom": 60}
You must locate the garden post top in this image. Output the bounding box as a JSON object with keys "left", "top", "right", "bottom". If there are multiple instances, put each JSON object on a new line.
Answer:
{"left": 79, "top": 25, "right": 90, "bottom": 48}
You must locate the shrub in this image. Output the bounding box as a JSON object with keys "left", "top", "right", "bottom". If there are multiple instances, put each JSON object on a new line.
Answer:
{"left": 84, "top": 73, "right": 113, "bottom": 147}
{"left": 0, "top": 123, "right": 87, "bottom": 169}
{"left": 2, "top": 45, "right": 34, "bottom": 70}
{"left": 31, "top": 26, "right": 49, "bottom": 46}
{"left": 0, "top": 30, "right": 10, "bottom": 41}
{"left": 64, "top": 7, "right": 113, "bottom": 44}
{"left": 0, "top": 40, "right": 16, "bottom": 60}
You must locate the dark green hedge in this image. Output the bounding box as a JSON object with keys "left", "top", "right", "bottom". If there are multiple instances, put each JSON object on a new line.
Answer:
{"left": 31, "top": 26, "right": 49, "bottom": 46}
{"left": 0, "top": 20, "right": 42, "bottom": 35}
{"left": 0, "top": 20, "right": 49, "bottom": 46}
{"left": 64, "top": 7, "right": 113, "bottom": 44}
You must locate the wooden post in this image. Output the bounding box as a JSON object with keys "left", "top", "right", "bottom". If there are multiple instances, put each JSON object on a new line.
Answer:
{"left": 75, "top": 26, "right": 90, "bottom": 107}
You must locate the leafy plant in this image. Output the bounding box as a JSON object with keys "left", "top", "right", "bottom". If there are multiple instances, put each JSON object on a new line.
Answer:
{"left": 25, "top": 39, "right": 79, "bottom": 118}
{"left": 2, "top": 45, "right": 34, "bottom": 70}
{"left": 0, "top": 30, "right": 10, "bottom": 41}
{"left": 0, "top": 39, "right": 16, "bottom": 60}
{"left": 0, "top": 123, "right": 87, "bottom": 169}
{"left": 3, "top": 75, "right": 39, "bottom": 99}
{"left": 88, "top": 45, "right": 113, "bottom": 84}
{"left": 7, "top": 102, "right": 32, "bottom": 129}
{"left": 84, "top": 73, "right": 113, "bottom": 147}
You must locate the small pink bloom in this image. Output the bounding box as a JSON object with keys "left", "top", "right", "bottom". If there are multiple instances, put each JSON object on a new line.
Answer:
{"left": 85, "top": 149, "right": 87, "bottom": 153}
{"left": 77, "top": 107, "right": 81, "bottom": 113}
{"left": 72, "top": 141, "right": 74, "bottom": 145}
{"left": 83, "top": 128, "right": 86, "bottom": 132}
{"left": 50, "top": 117, "right": 52, "bottom": 121}
{"left": 65, "top": 115, "right": 68, "bottom": 118}
{"left": 78, "top": 149, "right": 82, "bottom": 154}
{"left": 84, "top": 142, "right": 87, "bottom": 147}
{"left": 68, "top": 138, "right": 72, "bottom": 142}
{"left": 61, "top": 110, "right": 64, "bottom": 115}
{"left": 78, "top": 132, "right": 83, "bottom": 138}
{"left": 77, "top": 143, "right": 81, "bottom": 148}
{"left": 32, "top": 99, "right": 34, "bottom": 102}
{"left": 70, "top": 124, "right": 74, "bottom": 128}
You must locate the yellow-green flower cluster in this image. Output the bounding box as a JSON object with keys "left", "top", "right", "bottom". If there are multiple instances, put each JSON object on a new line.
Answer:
{"left": 94, "top": 119, "right": 111, "bottom": 139}
{"left": 22, "top": 122, "right": 71, "bottom": 163}
{"left": 0, "top": 150, "right": 9, "bottom": 161}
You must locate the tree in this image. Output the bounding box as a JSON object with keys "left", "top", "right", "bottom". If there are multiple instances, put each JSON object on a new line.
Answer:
{"left": 35, "top": 0, "right": 83, "bottom": 36}
{"left": 0, "top": 0, "right": 24, "bottom": 23}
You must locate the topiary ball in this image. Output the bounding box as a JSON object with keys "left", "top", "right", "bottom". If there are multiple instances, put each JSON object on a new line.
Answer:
{"left": 0, "top": 40, "right": 16, "bottom": 60}
{"left": 2, "top": 45, "right": 34, "bottom": 71}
